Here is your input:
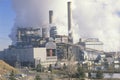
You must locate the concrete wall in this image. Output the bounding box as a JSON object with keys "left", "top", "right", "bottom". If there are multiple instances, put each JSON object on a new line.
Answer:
{"left": 33, "top": 48, "right": 46, "bottom": 62}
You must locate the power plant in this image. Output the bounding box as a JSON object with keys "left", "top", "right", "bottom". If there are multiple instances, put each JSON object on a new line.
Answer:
{"left": 0, "top": 1, "right": 104, "bottom": 67}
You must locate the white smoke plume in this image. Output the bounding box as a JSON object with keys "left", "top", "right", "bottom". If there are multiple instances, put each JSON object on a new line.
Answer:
{"left": 73, "top": 0, "right": 120, "bottom": 51}
{"left": 10, "top": 0, "right": 120, "bottom": 51}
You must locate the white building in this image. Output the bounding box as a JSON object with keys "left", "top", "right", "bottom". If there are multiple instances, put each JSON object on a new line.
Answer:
{"left": 79, "top": 38, "right": 103, "bottom": 51}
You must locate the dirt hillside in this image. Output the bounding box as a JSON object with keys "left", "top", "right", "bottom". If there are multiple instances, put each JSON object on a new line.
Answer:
{"left": 0, "top": 60, "right": 17, "bottom": 75}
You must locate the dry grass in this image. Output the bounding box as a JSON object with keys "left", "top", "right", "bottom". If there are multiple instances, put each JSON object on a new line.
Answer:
{"left": 0, "top": 60, "right": 17, "bottom": 75}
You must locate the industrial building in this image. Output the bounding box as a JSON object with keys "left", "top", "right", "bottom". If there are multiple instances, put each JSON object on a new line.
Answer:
{"left": 0, "top": 1, "right": 105, "bottom": 68}
{"left": 78, "top": 38, "right": 103, "bottom": 51}
{"left": 76, "top": 38, "right": 104, "bottom": 61}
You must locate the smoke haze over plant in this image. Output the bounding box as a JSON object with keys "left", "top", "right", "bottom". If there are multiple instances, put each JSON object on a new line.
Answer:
{"left": 10, "top": 0, "right": 120, "bottom": 51}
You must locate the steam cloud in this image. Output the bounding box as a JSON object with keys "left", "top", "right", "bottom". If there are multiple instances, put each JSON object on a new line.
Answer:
{"left": 10, "top": 0, "right": 120, "bottom": 51}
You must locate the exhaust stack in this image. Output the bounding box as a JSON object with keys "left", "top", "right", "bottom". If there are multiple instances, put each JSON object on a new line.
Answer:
{"left": 68, "top": 2, "right": 73, "bottom": 43}
{"left": 49, "top": 10, "right": 53, "bottom": 24}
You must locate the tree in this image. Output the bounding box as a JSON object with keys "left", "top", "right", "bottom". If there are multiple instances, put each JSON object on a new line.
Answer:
{"left": 88, "top": 72, "right": 91, "bottom": 79}
{"left": 9, "top": 70, "right": 16, "bottom": 80}
{"left": 104, "top": 61, "right": 109, "bottom": 70}
{"left": 65, "top": 56, "right": 76, "bottom": 80}
{"left": 96, "top": 70, "right": 103, "bottom": 79}
{"left": 63, "top": 63, "right": 67, "bottom": 70}
{"left": 55, "top": 62, "right": 58, "bottom": 67}
{"left": 34, "top": 75, "right": 42, "bottom": 80}
{"left": 76, "top": 65, "right": 86, "bottom": 79}
{"left": 64, "top": 46, "right": 76, "bottom": 80}
{"left": 48, "top": 75, "right": 54, "bottom": 80}
{"left": 36, "top": 64, "right": 42, "bottom": 72}
{"left": 109, "top": 73, "right": 113, "bottom": 79}
{"left": 48, "top": 64, "right": 52, "bottom": 72}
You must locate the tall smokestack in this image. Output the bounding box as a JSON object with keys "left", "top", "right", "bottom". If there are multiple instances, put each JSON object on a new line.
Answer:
{"left": 68, "top": 2, "right": 73, "bottom": 43}
{"left": 49, "top": 10, "right": 53, "bottom": 24}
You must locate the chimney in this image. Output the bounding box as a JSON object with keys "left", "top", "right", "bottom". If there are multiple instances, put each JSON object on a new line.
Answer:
{"left": 68, "top": 2, "right": 73, "bottom": 43}
{"left": 49, "top": 10, "right": 53, "bottom": 24}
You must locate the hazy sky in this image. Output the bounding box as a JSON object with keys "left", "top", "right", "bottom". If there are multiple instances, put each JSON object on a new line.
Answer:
{"left": 0, "top": 0, "right": 120, "bottom": 51}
